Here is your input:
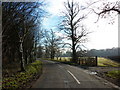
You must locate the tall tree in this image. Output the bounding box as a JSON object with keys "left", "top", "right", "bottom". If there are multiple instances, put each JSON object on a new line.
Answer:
{"left": 60, "top": 0, "right": 89, "bottom": 63}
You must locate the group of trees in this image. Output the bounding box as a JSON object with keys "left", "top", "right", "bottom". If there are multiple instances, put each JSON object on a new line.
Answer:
{"left": 2, "top": 2, "right": 63, "bottom": 72}
{"left": 2, "top": 2, "right": 45, "bottom": 71}
{"left": 59, "top": 0, "right": 120, "bottom": 63}
{"left": 2, "top": 0, "right": 120, "bottom": 71}
{"left": 43, "top": 29, "right": 62, "bottom": 59}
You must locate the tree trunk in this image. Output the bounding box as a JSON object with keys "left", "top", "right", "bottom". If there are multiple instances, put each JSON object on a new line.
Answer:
{"left": 51, "top": 50, "right": 54, "bottom": 59}
{"left": 20, "top": 40, "right": 25, "bottom": 71}
{"left": 10, "top": 49, "right": 15, "bottom": 63}
{"left": 72, "top": 34, "right": 77, "bottom": 63}
{"left": 72, "top": 43, "right": 77, "bottom": 63}
{"left": 29, "top": 54, "right": 32, "bottom": 63}
{"left": 18, "top": 49, "right": 25, "bottom": 71}
{"left": 24, "top": 52, "right": 27, "bottom": 64}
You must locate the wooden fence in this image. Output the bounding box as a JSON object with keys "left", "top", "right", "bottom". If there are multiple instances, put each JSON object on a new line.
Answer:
{"left": 77, "top": 56, "right": 97, "bottom": 66}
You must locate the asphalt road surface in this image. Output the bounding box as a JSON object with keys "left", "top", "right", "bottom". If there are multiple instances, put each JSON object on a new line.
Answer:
{"left": 32, "top": 60, "right": 120, "bottom": 89}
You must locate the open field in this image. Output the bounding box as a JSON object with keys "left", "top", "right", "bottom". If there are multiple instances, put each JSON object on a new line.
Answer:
{"left": 54, "top": 57, "right": 72, "bottom": 61}
{"left": 97, "top": 57, "right": 120, "bottom": 67}
{"left": 53, "top": 57, "right": 120, "bottom": 67}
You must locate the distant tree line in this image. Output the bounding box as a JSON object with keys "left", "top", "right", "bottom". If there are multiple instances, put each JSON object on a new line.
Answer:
{"left": 84, "top": 47, "right": 120, "bottom": 62}
{"left": 84, "top": 47, "right": 119, "bottom": 57}
{"left": 62, "top": 47, "right": 120, "bottom": 58}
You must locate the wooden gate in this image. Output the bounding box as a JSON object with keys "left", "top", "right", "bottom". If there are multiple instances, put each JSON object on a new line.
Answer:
{"left": 77, "top": 56, "right": 97, "bottom": 66}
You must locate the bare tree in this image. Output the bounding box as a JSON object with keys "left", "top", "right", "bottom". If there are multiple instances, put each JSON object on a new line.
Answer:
{"left": 90, "top": 1, "right": 120, "bottom": 23}
{"left": 98, "top": 1, "right": 120, "bottom": 15}
{"left": 44, "top": 29, "right": 62, "bottom": 59}
{"left": 60, "top": 0, "right": 89, "bottom": 63}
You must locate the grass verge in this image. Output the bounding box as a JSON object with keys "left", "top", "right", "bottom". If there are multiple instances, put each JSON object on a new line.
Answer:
{"left": 106, "top": 70, "right": 120, "bottom": 79}
{"left": 2, "top": 60, "right": 42, "bottom": 89}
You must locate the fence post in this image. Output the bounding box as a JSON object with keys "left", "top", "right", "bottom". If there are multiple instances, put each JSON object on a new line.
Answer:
{"left": 95, "top": 56, "right": 97, "bottom": 66}
{"left": 78, "top": 58, "right": 80, "bottom": 65}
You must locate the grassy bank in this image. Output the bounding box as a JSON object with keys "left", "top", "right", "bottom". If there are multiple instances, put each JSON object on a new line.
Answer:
{"left": 98, "top": 57, "right": 120, "bottom": 67}
{"left": 106, "top": 70, "right": 120, "bottom": 79}
{"left": 2, "top": 60, "right": 42, "bottom": 89}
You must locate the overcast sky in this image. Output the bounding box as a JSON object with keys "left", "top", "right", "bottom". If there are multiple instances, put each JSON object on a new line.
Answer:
{"left": 43, "top": 0, "right": 118, "bottom": 50}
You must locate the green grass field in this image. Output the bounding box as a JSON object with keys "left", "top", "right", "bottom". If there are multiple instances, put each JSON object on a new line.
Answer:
{"left": 98, "top": 57, "right": 120, "bottom": 67}
{"left": 54, "top": 57, "right": 72, "bottom": 61}
{"left": 53, "top": 57, "right": 120, "bottom": 67}
{"left": 106, "top": 70, "right": 120, "bottom": 79}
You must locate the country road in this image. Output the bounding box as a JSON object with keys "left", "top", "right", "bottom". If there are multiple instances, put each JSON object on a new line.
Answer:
{"left": 32, "top": 60, "right": 120, "bottom": 89}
